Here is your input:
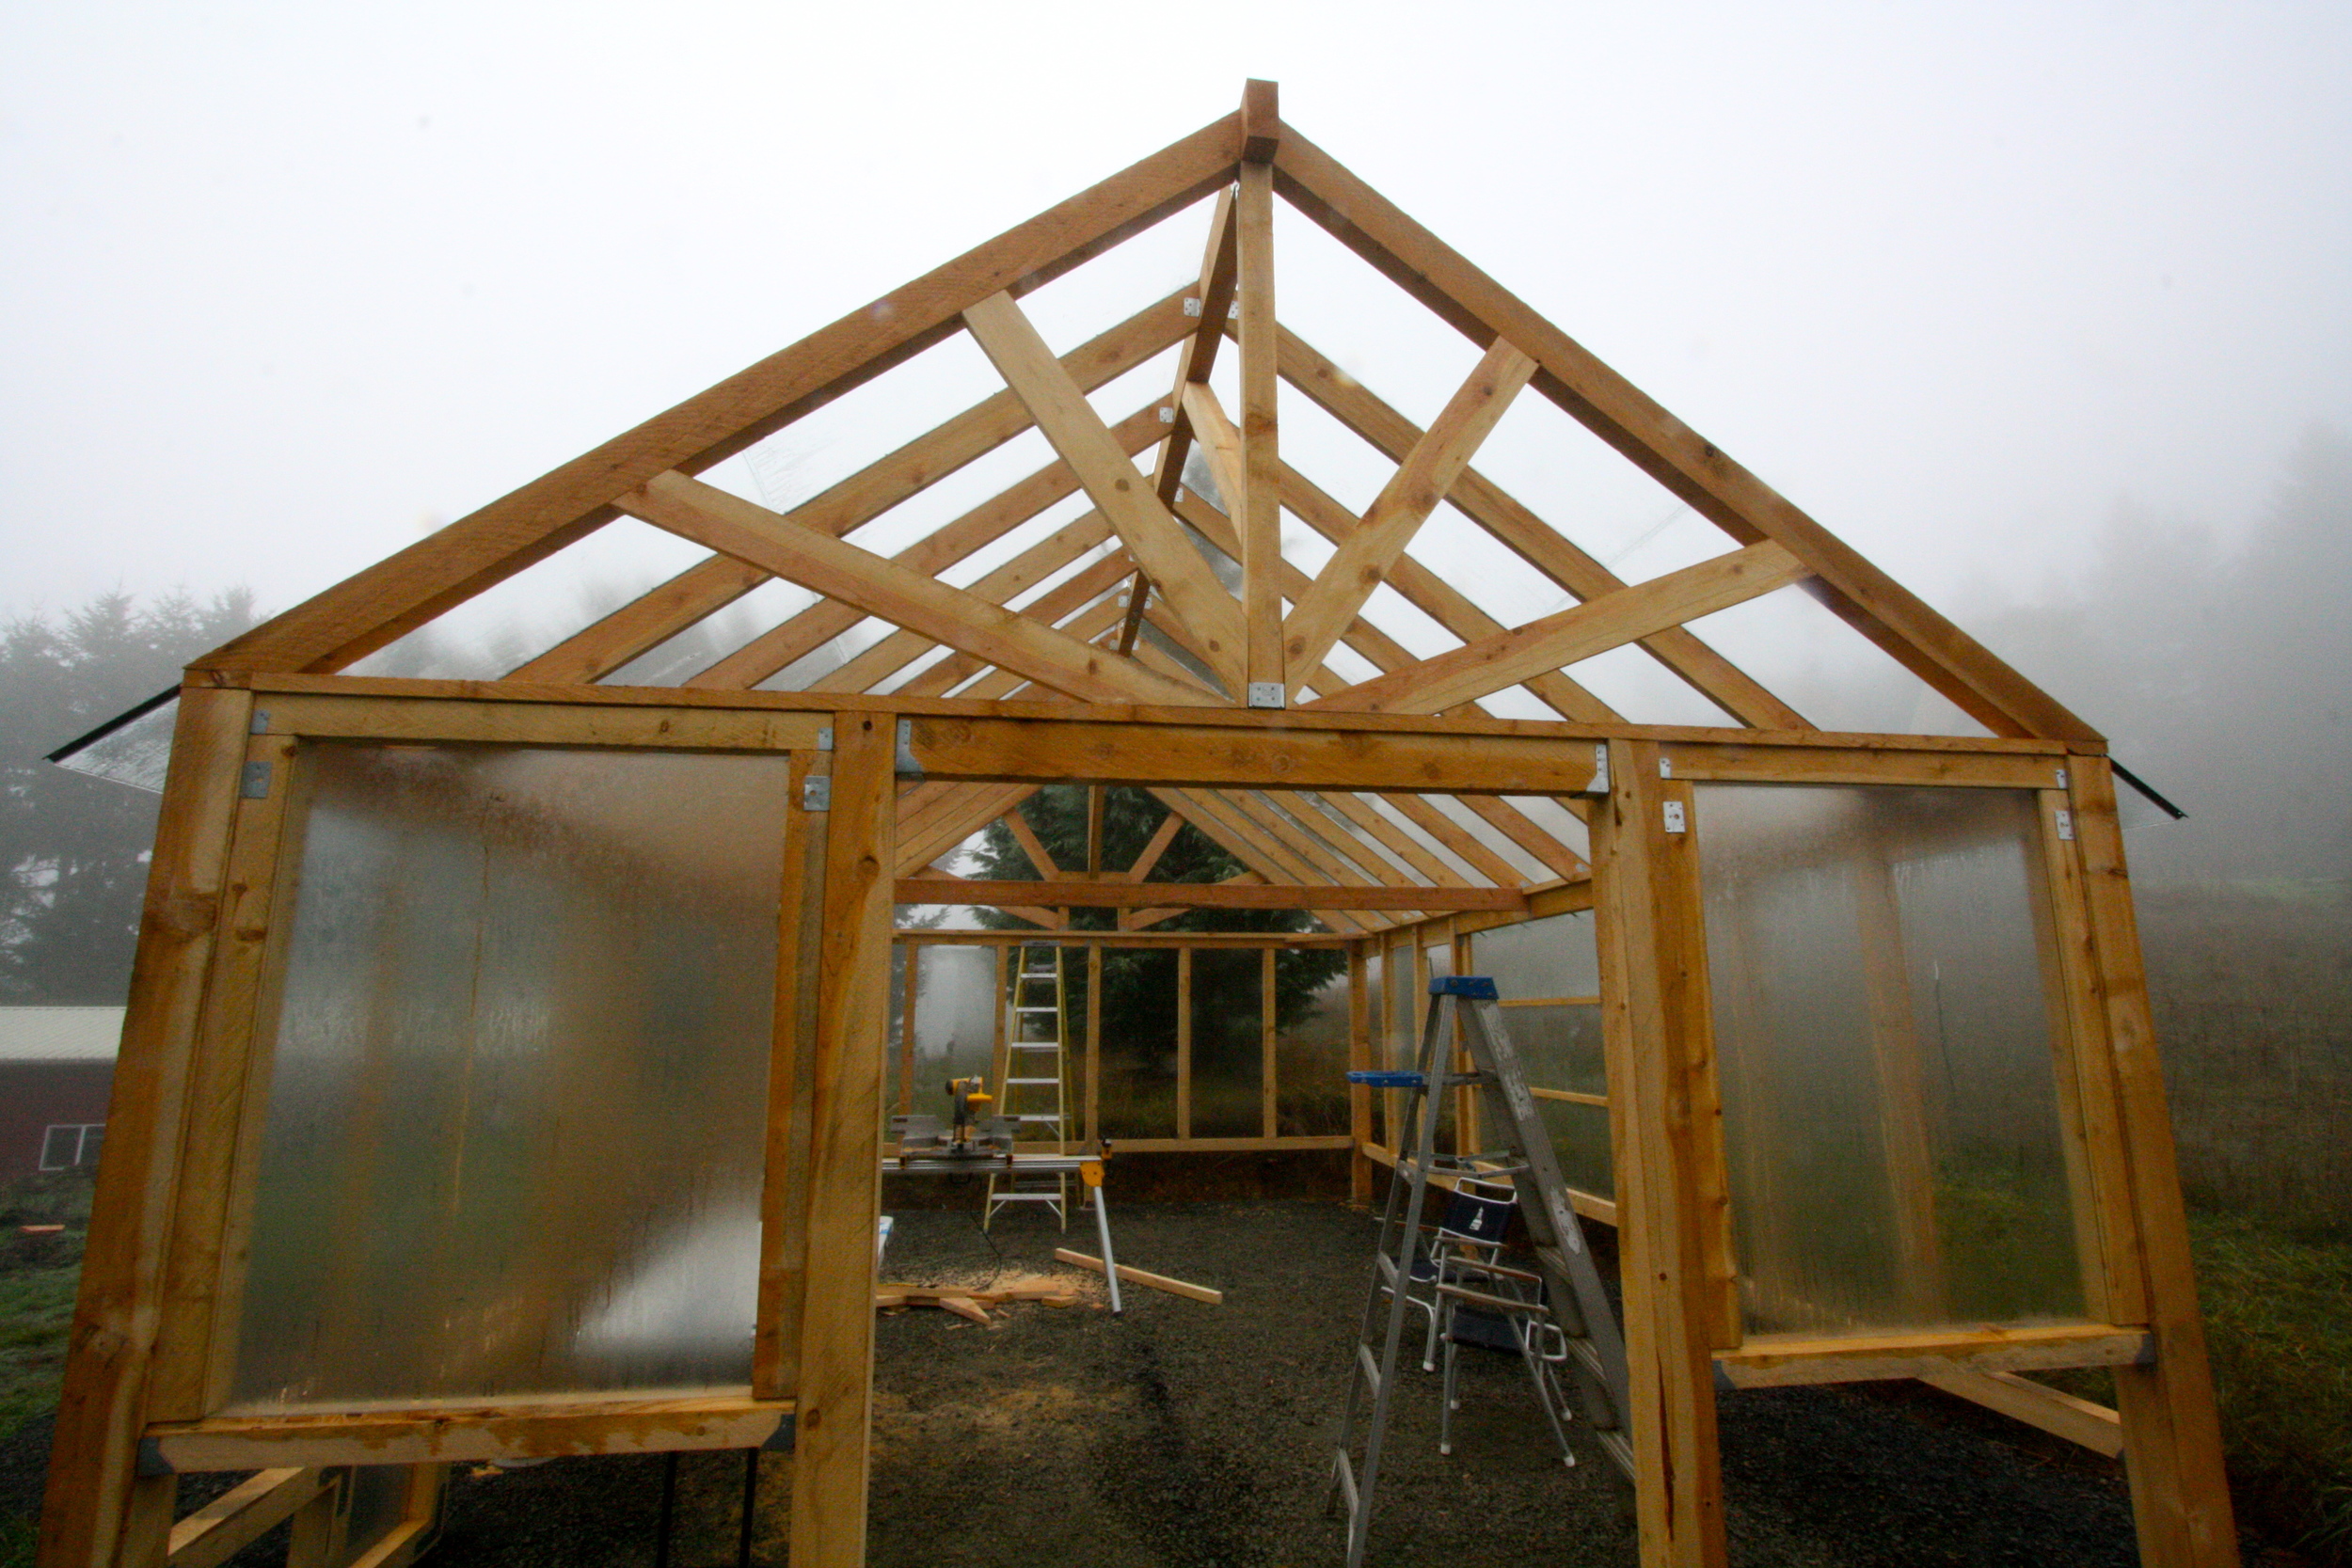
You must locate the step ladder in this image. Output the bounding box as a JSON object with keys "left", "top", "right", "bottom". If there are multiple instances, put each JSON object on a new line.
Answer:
{"left": 1327, "top": 974, "right": 1632, "bottom": 1568}
{"left": 985, "top": 942, "right": 1073, "bottom": 1229}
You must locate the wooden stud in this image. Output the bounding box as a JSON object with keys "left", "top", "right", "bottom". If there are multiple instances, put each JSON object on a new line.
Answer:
{"left": 1592, "top": 737, "right": 1729, "bottom": 1567}
{"left": 1236, "top": 157, "right": 1284, "bottom": 697}
{"left": 1261, "top": 945, "right": 1279, "bottom": 1137}
{"left": 756, "top": 750, "right": 829, "bottom": 1399}
{"left": 40, "top": 686, "right": 253, "bottom": 1568}
{"left": 789, "top": 713, "right": 898, "bottom": 1567}
{"left": 1177, "top": 944, "right": 1194, "bottom": 1139}
{"left": 2034, "top": 788, "right": 2148, "bottom": 1325}
{"left": 898, "top": 943, "right": 919, "bottom": 1117}
{"left": 146, "top": 731, "right": 304, "bottom": 1419}
{"left": 1086, "top": 944, "right": 1104, "bottom": 1143}
{"left": 961, "top": 290, "right": 1247, "bottom": 689}
{"left": 1346, "top": 943, "right": 1373, "bottom": 1201}
{"left": 2070, "top": 758, "right": 2242, "bottom": 1567}
{"left": 1851, "top": 840, "right": 1947, "bottom": 1324}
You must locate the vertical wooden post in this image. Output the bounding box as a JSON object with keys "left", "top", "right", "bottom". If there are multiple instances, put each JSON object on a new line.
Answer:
{"left": 1452, "top": 920, "right": 1476, "bottom": 1152}
{"left": 2071, "top": 758, "right": 2241, "bottom": 1568}
{"left": 1261, "top": 946, "right": 1279, "bottom": 1137}
{"left": 1237, "top": 79, "right": 1284, "bottom": 702}
{"left": 40, "top": 684, "right": 252, "bottom": 1568}
{"left": 787, "top": 713, "right": 898, "bottom": 1568}
{"left": 755, "top": 750, "right": 826, "bottom": 1400}
{"left": 1086, "top": 944, "right": 1104, "bottom": 1143}
{"left": 898, "top": 943, "right": 918, "bottom": 1117}
{"left": 150, "top": 729, "right": 305, "bottom": 1419}
{"left": 991, "top": 943, "right": 1011, "bottom": 1096}
{"left": 1851, "top": 845, "right": 1947, "bottom": 1321}
{"left": 1592, "top": 739, "right": 1730, "bottom": 1568}
{"left": 1347, "top": 942, "right": 1372, "bottom": 1202}
{"left": 1176, "top": 944, "right": 1194, "bottom": 1139}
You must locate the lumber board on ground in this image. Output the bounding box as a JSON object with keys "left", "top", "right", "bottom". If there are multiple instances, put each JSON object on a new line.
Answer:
{"left": 1053, "top": 1250, "right": 1223, "bottom": 1306}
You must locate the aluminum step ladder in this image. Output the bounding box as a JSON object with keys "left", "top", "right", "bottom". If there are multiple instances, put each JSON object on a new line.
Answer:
{"left": 1327, "top": 974, "right": 1633, "bottom": 1568}
{"left": 985, "top": 942, "right": 1073, "bottom": 1228}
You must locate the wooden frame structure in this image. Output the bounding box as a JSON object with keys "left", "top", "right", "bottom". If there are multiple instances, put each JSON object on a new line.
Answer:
{"left": 41, "top": 82, "right": 2235, "bottom": 1568}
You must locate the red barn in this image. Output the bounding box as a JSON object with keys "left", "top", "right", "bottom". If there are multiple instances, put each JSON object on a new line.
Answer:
{"left": 0, "top": 1006, "right": 121, "bottom": 1179}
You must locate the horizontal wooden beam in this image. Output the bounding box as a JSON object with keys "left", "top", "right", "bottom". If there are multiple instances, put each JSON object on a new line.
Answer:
{"left": 892, "top": 929, "right": 1347, "bottom": 948}
{"left": 1714, "top": 1324, "right": 2151, "bottom": 1389}
{"left": 1656, "top": 741, "right": 2069, "bottom": 790}
{"left": 255, "top": 694, "right": 829, "bottom": 751}
{"left": 896, "top": 879, "right": 1519, "bottom": 911}
{"left": 901, "top": 715, "right": 1604, "bottom": 795}
{"left": 145, "top": 1395, "right": 795, "bottom": 1472}
{"left": 226, "top": 672, "right": 2083, "bottom": 757}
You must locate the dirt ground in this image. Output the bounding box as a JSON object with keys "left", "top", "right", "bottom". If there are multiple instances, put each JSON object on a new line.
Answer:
{"left": 4, "top": 1196, "right": 2263, "bottom": 1566}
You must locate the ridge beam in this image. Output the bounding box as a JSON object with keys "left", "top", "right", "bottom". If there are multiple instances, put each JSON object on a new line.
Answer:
{"left": 1281, "top": 337, "right": 1536, "bottom": 690}
{"left": 962, "top": 290, "right": 1248, "bottom": 692}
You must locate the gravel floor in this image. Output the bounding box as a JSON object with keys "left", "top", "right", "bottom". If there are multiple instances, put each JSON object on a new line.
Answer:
{"left": 2, "top": 1197, "right": 2185, "bottom": 1566}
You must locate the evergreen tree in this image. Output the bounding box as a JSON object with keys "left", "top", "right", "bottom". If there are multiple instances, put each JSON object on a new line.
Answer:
{"left": 0, "top": 589, "right": 258, "bottom": 1001}
{"left": 960, "top": 786, "right": 1346, "bottom": 1106}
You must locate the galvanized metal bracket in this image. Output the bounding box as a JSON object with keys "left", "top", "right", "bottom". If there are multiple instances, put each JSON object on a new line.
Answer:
{"left": 894, "top": 718, "right": 921, "bottom": 778}
{"left": 803, "top": 776, "right": 832, "bottom": 812}
{"left": 249, "top": 708, "right": 271, "bottom": 735}
{"left": 1245, "top": 682, "right": 1285, "bottom": 710}
{"left": 240, "top": 760, "right": 273, "bottom": 800}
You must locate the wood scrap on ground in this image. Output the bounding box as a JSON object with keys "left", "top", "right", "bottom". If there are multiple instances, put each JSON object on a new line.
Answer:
{"left": 1053, "top": 1248, "right": 1223, "bottom": 1305}
{"left": 875, "top": 1273, "right": 1086, "bottom": 1323}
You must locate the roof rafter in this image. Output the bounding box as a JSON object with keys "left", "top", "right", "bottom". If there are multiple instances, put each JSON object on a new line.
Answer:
{"left": 616, "top": 472, "right": 1215, "bottom": 708}
{"left": 504, "top": 290, "right": 1195, "bottom": 686}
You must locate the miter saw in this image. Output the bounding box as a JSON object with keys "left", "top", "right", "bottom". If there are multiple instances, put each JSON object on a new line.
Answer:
{"left": 891, "top": 1075, "right": 1019, "bottom": 1166}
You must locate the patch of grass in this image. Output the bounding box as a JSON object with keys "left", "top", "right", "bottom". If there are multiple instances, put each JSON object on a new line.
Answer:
{"left": 2188, "top": 1209, "right": 2352, "bottom": 1562}
{"left": 0, "top": 1172, "right": 91, "bottom": 1444}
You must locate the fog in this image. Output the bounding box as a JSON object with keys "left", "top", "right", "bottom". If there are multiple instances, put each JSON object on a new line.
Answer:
{"left": 4, "top": 1, "right": 2348, "bottom": 887}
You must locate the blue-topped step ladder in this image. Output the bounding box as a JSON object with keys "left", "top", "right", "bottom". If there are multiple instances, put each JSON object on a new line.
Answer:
{"left": 1327, "top": 974, "right": 1633, "bottom": 1568}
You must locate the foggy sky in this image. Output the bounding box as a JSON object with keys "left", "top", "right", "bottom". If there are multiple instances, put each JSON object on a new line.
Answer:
{"left": 5, "top": 0, "right": 2349, "bottom": 670}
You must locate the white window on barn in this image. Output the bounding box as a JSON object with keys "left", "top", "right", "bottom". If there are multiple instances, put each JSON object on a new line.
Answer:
{"left": 39, "top": 1124, "right": 103, "bottom": 1170}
